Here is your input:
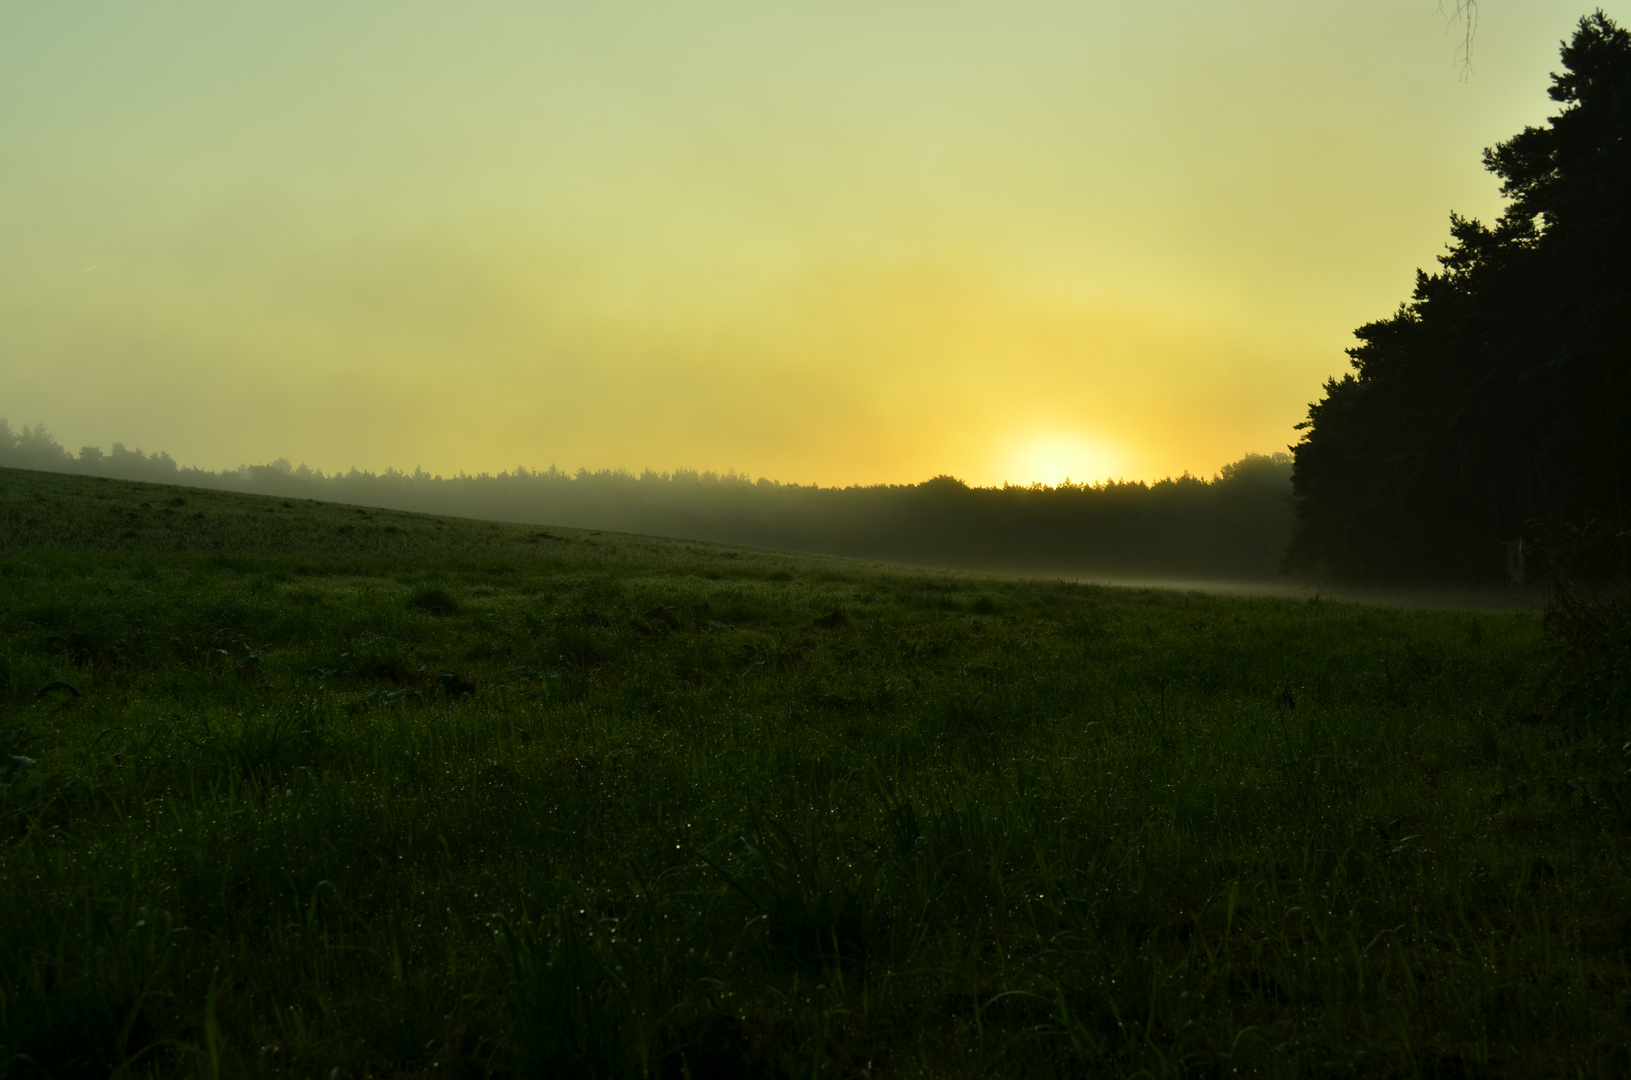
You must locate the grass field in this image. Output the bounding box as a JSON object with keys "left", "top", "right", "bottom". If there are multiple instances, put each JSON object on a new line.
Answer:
{"left": 1, "top": 466, "right": 1627, "bottom": 1078}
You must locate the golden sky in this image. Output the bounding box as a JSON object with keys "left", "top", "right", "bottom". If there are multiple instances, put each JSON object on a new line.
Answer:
{"left": 1, "top": 2, "right": 1622, "bottom": 486}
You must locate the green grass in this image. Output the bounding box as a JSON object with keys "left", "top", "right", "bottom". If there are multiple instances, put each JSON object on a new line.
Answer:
{"left": 0, "top": 466, "right": 1627, "bottom": 1078}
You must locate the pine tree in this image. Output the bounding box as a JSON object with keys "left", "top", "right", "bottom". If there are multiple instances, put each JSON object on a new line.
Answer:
{"left": 1285, "top": 12, "right": 1631, "bottom": 584}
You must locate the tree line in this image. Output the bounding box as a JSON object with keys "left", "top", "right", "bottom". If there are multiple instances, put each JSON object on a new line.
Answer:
{"left": 0, "top": 419, "right": 1293, "bottom": 582}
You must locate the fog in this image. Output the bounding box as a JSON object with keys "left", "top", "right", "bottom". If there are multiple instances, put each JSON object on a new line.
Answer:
{"left": 2, "top": 419, "right": 1294, "bottom": 583}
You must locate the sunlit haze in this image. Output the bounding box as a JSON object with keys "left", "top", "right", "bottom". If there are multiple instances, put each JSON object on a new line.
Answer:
{"left": 2, "top": 1, "right": 1622, "bottom": 486}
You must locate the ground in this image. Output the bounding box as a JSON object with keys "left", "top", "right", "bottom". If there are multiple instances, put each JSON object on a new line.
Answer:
{"left": 1, "top": 467, "right": 1626, "bottom": 1077}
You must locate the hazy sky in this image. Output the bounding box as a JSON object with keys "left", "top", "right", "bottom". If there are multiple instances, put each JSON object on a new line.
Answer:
{"left": 2, "top": 2, "right": 1623, "bottom": 486}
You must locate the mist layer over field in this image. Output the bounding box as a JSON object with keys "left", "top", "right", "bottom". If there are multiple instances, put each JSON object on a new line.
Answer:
{"left": 0, "top": 421, "right": 1294, "bottom": 583}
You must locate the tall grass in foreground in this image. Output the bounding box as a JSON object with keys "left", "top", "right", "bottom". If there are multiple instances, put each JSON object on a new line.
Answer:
{"left": 0, "top": 467, "right": 1625, "bottom": 1077}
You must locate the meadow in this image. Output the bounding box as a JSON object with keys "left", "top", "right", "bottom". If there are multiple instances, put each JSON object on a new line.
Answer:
{"left": 1, "top": 467, "right": 1626, "bottom": 1077}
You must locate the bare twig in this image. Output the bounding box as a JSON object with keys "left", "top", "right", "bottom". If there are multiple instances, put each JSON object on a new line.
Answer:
{"left": 1438, "top": 0, "right": 1479, "bottom": 78}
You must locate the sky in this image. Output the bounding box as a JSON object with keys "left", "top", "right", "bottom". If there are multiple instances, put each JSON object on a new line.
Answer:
{"left": 1, "top": 1, "right": 1624, "bottom": 487}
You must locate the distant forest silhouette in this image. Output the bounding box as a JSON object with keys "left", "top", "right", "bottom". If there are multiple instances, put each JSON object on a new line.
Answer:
{"left": 1287, "top": 13, "right": 1630, "bottom": 586}
{"left": 0, "top": 419, "right": 1293, "bottom": 582}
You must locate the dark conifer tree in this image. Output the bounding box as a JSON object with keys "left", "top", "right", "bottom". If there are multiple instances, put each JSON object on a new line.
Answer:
{"left": 1286, "top": 12, "right": 1631, "bottom": 584}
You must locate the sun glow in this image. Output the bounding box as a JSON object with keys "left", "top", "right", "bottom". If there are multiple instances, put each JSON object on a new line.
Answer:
{"left": 1002, "top": 432, "right": 1125, "bottom": 488}
{"left": 0, "top": 1, "right": 1609, "bottom": 484}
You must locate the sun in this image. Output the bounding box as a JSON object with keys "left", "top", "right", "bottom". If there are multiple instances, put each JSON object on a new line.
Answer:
{"left": 1001, "top": 431, "right": 1125, "bottom": 487}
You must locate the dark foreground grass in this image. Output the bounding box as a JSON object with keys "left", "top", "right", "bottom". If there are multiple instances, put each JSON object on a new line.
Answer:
{"left": 1, "top": 467, "right": 1626, "bottom": 1078}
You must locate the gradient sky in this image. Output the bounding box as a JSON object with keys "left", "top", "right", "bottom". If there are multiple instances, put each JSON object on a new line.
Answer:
{"left": 2, "top": 2, "right": 1624, "bottom": 486}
